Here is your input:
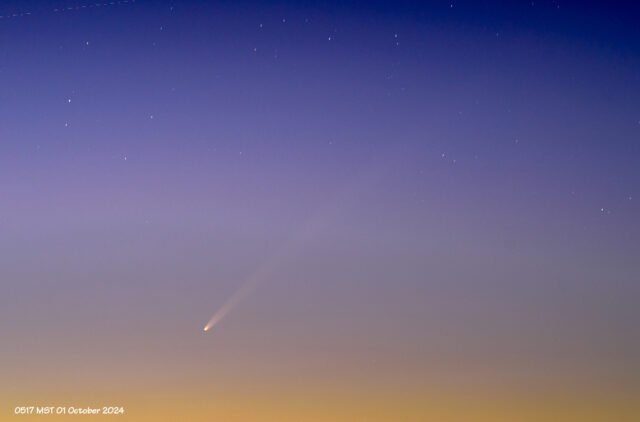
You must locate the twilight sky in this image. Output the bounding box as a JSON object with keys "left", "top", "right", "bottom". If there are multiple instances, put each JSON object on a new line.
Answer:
{"left": 1, "top": 1, "right": 639, "bottom": 421}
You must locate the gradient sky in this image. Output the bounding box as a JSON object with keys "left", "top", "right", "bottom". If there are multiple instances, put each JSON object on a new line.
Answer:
{"left": 1, "top": 1, "right": 639, "bottom": 421}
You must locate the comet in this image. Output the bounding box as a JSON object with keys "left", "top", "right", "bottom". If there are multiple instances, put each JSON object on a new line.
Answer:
{"left": 203, "top": 280, "right": 258, "bottom": 332}
{"left": 202, "top": 203, "right": 337, "bottom": 333}
{"left": 202, "top": 237, "right": 297, "bottom": 332}
{"left": 201, "top": 162, "right": 376, "bottom": 334}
